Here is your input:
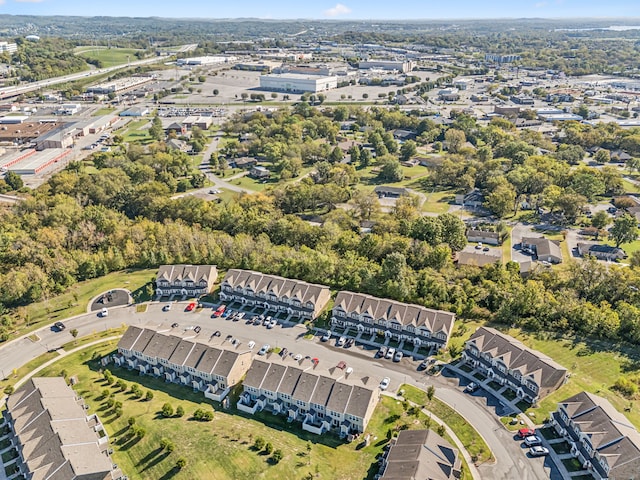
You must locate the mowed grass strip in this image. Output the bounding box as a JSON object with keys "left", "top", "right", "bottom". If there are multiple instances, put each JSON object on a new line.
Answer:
{"left": 400, "top": 384, "right": 493, "bottom": 463}
{"left": 36, "top": 345, "right": 385, "bottom": 480}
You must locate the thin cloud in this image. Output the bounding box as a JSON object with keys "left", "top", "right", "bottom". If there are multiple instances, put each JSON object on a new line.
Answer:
{"left": 14, "top": 0, "right": 44, "bottom": 3}
{"left": 324, "top": 3, "right": 351, "bottom": 17}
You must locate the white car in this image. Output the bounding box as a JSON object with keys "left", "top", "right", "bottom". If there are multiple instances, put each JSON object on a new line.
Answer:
{"left": 393, "top": 350, "right": 403, "bottom": 362}
{"left": 379, "top": 377, "right": 391, "bottom": 390}
{"left": 529, "top": 446, "right": 549, "bottom": 457}
{"left": 267, "top": 318, "right": 278, "bottom": 329}
{"left": 101, "top": 307, "right": 108, "bottom": 317}
{"left": 524, "top": 435, "right": 542, "bottom": 446}
{"left": 385, "top": 347, "right": 396, "bottom": 360}
{"left": 247, "top": 341, "right": 256, "bottom": 350}
{"left": 337, "top": 336, "right": 346, "bottom": 347}
{"left": 163, "top": 303, "right": 172, "bottom": 312}
{"left": 258, "top": 344, "right": 270, "bottom": 356}
{"left": 321, "top": 331, "right": 332, "bottom": 342}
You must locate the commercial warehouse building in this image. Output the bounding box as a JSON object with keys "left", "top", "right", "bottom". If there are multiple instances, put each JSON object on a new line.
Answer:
{"left": 259, "top": 73, "right": 338, "bottom": 93}
{"left": 358, "top": 60, "right": 415, "bottom": 73}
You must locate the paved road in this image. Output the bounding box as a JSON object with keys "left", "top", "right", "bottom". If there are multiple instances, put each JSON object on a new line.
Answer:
{"left": 0, "top": 302, "right": 556, "bottom": 480}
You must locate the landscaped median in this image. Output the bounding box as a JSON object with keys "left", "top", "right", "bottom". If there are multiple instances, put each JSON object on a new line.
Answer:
{"left": 400, "top": 383, "right": 494, "bottom": 465}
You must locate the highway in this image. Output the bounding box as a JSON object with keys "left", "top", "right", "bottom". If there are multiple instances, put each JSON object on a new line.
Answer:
{"left": 0, "top": 302, "right": 561, "bottom": 480}
{"left": 0, "top": 55, "right": 168, "bottom": 100}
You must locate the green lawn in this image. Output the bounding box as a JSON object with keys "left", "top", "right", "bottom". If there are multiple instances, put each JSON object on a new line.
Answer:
{"left": 36, "top": 345, "right": 383, "bottom": 480}
{"left": 622, "top": 178, "right": 640, "bottom": 194}
{"left": 76, "top": 47, "right": 143, "bottom": 68}
{"left": 503, "top": 328, "right": 640, "bottom": 429}
{"left": 93, "top": 107, "right": 118, "bottom": 117}
{"left": 6, "top": 269, "right": 155, "bottom": 343}
{"left": 422, "top": 189, "right": 455, "bottom": 214}
{"left": 117, "top": 119, "right": 152, "bottom": 145}
{"left": 399, "top": 384, "right": 493, "bottom": 464}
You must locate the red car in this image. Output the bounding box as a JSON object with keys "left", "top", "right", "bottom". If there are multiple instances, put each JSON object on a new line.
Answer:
{"left": 518, "top": 428, "right": 535, "bottom": 439}
{"left": 185, "top": 302, "right": 196, "bottom": 312}
{"left": 213, "top": 304, "right": 226, "bottom": 317}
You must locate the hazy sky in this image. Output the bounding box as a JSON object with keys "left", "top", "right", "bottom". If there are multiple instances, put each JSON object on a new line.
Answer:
{"left": 1, "top": 0, "right": 640, "bottom": 19}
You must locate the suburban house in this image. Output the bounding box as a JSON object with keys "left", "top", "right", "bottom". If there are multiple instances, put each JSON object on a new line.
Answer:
{"left": 457, "top": 250, "right": 502, "bottom": 268}
{"left": 114, "top": 325, "right": 252, "bottom": 401}
{"left": 521, "top": 237, "right": 563, "bottom": 264}
{"left": 455, "top": 188, "right": 485, "bottom": 208}
{"left": 155, "top": 264, "right": 218, "bottom": 297}
{"left": 331, "top": 291, "right": 456, "bottom": 351}
{"left": 219, "top": 269, "right": 331, "bottom": 320}
{"left": 373, "top": 186, "right": 410, "bottom": 198}
{"left": 577, "top": 243, "right": 627, "bottom": 261}
{"left": 165, "top": 121, "right": 186, "bottom": 136}
{"left": 1, "top": 377, "right": 122, "bottom": 480}
{"left": 237, "top": 357, "right": 380, "bottom": 437}
{"left": 462, "top": 327, "right": 568, "bottom": 403}
{"left": 467, "top": 230, "right": 500, "bottom": 246}
{"left": 379, "top": 429, "right": 462, "bottom": 480}
{"left": 550, "top": 391, "right": 640, "bottom": 480}
{"left": 229, "top": 156, "right": 258, "bottom": 169}
{"left": 250, "top": 165, "right": 270, "bottom": 178}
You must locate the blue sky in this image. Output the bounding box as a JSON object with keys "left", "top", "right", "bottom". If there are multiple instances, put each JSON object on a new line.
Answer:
{"left": 1, "top": 0, "right": 640, "bottom": 19}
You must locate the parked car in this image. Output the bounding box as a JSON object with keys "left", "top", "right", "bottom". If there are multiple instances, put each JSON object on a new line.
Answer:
{"left": 417, "top": 360, "right": 429, "bottom": 371}
{"left": 236, "top": 312, "right": 246, "bottom": 321}
{"left": 529, "top": 446, "right": 549, "bottom": 457}
{"left": 171, "top": 323, "right": 179, "bottom": 328}
{"left": 379, "top": 377, "right": 391, "bottom": 390}
{"left": 518, "top": 428, "right": 536, "bottom": 439}
{"left": 213, "top": 305, "right": 226, "bottom": 317}
{"left": 212, "top": 330, "right": 221, "bottom": 337}
{"left": 345, "top": 338, "right": 354, "bottom": 348}
{"left": 193, "top": 326, "right": 201, "bottom": 334}
{"left": 267, "top": 318, "right": 278, "bottom": 329}
{"left": 253, "top": 316, "right": 262, "bottom": 326}
{"left": 163, "top": 303, "right": 172, "bottom": 312}
{"left": 464, "top": 382, "right": 479, "bottom": 393}
{"left": 247, "top": 340, "right": 255, "bottom": 349}
{"left": 185, "top": 302, "right": 196, "bottom": 312}
{"left": 100, "top": 307, "right": 109, "bottom": 317}
{"left": 337, "top": 361, "right": 347, "bottom": 370}
{"left": 385, "top": 348, "right": 396, "bottom": 360}
{"left": 377, "top": 346, "right": 388, "bottom": 358}
{"left": 263, "top": 316, "right": 271, "bottom": 326}
{"left": 321, "top": 331, "right": 332, "bottom": 342}
{"left": 393, "top": 350, "right": 403, "bottom": 362}
{"left": 280, "top": 348, "right": 288, "bottom": 357}
{"left": 524, "top": 436, "right": 542, "bottom": 447}
{"left": 54, "top": 321, "right": 66, "bottom": 331}
{"left": 336, "top": 336, "right": 346, "bottom": 347}
{"left": 294, "top": 353, "right": 303, "bottom": 361}
{"left": 258, "top": 344, "right": 270, "bottom": 356}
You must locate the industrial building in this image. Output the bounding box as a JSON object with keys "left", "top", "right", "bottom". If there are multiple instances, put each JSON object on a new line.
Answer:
{"left": 35, "top": 124, "right": 75, "bottom": 150}
{"left": 259, "top": 73, "right": 337, "bottom": 93}
{"left": 86, "top": 75, "right": 154, "bottom": 94}
{"left": 176, "top": 56, "right": 237, "bottom": 66}
{"left": 358, "top": 60, "right": 415, "bottom": 73}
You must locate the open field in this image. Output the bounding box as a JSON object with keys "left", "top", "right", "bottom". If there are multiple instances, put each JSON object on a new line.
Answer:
{"left": 33, "top": 345, "right": 384, "bottom": 480}
{"left": 119, "top": 119, "right": 153, "bottom": 145}
{"left": 3, "top": 269, "right": 155, "bottom": 343}
{"left": 75, "top": 47, "right": 143, "bottom": 68}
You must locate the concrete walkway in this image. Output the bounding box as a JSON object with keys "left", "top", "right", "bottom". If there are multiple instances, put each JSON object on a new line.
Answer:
{"left": 445, "top": 363, "right": 537, "bottom": 429}
{"left": 383, "top": 391, "right": 482, "bottom": 480}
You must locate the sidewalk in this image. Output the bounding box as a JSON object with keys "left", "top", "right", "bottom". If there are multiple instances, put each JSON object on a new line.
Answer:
{"left": 445, "top": 363, "right": 537, "bottom": 429}
{"left": 383, "top": 391, "right": 481, "bottom": 480}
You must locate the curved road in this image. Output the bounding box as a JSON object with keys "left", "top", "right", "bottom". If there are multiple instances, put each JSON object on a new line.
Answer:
{"left": 0, "top": 302, "right": 559, "bottom": 480}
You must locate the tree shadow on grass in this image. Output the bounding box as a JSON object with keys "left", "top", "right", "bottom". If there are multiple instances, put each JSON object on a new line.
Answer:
{"left": 118, "top": 435, "right": 142, "bottom": 451}
{"left": 141, "top": 451, "right": 172, "bottom": 472}
{"left": 136, "top": 447, "right": 163, "bottom": 466}
{"left": 158, "top": 466, "right": 181, "bottom": 480}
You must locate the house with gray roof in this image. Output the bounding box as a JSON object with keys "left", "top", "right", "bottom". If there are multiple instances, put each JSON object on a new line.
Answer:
{"left": 379, "top": 429, "right": 462, "bottom": 480}
{"left": 331, "top": 291, "right": 456, "bottom": 351}
{"left": 577, "top": 243, "right": 627, "bottom": 262}
{"left": 550, "top": 391, "right": 640, "bottom": 480}
{"left": 219, "top": 269, "right": 331, "bottom": 320}
{"left": 462, "top": 327, "right": 568, "bottom": 403}
{"left": 1, "top": 377, "right": 121, "bottom": 480}
{"left": 115, "top": 325, "right": 251, "bottom": 402}
{"left": 155, "top": 264, "right": 218, "bottom": 297}
{"left": 237, "top": 357, "right": 379, "bottom": 437}
{"left": 522, "top": 236, "right": 563, "bottom": 264}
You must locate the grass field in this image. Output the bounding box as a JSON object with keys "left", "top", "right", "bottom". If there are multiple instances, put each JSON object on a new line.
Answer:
{"left": 34, "top": 346, "right": 387, "bottom": 480}
{"left": 75, "top": 47, "right": 143, "bottom": 68}
{"left": 93, "top": 107, "right": 117, "bottom": 117}
{"left": 6, "top": 269, "right": 155, "bottom": 343}
{"left": 120, "top": 120, "right": 153, "bottom": 145}
{"left": 421, "top": 189, "right": 456, "bottom": 214}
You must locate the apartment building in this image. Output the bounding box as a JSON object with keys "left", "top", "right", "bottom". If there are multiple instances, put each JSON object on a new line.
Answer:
{"left": 1, "top": 377, "right": 121, "bottom": 480}
{"left": 379, "top": 429, "right": 462, "bottom": 480}
{"left": 219, "top": 269, "right": 331, "bottom": 320}
{"left": 331, "top": 291, "right": 456, "bottom": 350}
{"left": 462, "top": 327, "right": 568, "bottom": 403}
{"left": 550, "top": 392, "right": 640, "bottom": 480}
{"left": 115, "top": 325, "right": 252, "bottom": 401}
{"left": 155, "top": 264, "right": 218, "bottom": 297}
{"left": 237, "top": 357, "right": 380, "bottom": 437}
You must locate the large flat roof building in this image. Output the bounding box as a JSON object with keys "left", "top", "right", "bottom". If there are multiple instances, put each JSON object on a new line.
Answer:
{"left": 1, "top": 377, "right": 120, "bottom": 480}
{"left": 259, "top": 73, "right": 337, "bottom": 93}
